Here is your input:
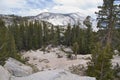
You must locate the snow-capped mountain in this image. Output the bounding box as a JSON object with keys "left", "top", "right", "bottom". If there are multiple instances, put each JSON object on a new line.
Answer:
{"left": 33, "top": 12, "right": 86, "bottom": 26}
{"left": 0, "top": 14, "right": 53, "bottom": 27}
{"left": 29, "top": 12, "right": 97, "bottom": 31}
{"left": 0, "top": 12, "right": 97, "bottom": 31}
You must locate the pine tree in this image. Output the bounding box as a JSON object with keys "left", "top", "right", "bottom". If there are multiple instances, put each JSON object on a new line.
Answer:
{"left": 72, "top": 42, "right": 79, "bottom": 58}
{"left": 43, "top": 21, "right": 49, "bottom": 45}
{"left": 86, "top": 0, "right": 120, "bottom": 79}
{"left": 28, "top": 22, "right": 34, "bottom": 49}
{"left": 55, "top": 26, "right": 61, "bottom": 45}
{"left": 0, "top": 19, "right": 8, "bottom": 65}
{"left": 64, "top": 24, "right": 72, "bottom": 46}
{"left": 83, "top": 16, "right": 93, "bottom": 54}
{"left": 15, "top": 22, "right": 25, "bottom": 51}
{"left": 86, "top": 43, "right": 114, "bottom": 80}
{"left": 78, "top": 29, "right": 86, "bottom": 54}
{"left": 7, "top": 31, "right": 21, "bottom": 60}
{"left": 32, "top": 21, "right": 39, "bottom": 49}
{"left": 0, "top": 19, "right": 19, "bottom": 65}
{"left": 50, "top": 25, "right": 55, "bottom": 45}
{"left": 96, "top": 0, "right": 120, "bottom": 45}
{"left": 37, "top": 22, "right": 43, "bottom": 48}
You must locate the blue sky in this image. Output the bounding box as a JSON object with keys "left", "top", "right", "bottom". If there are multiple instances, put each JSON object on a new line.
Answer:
{"left": 0, "top": 0, "right": 103, "bottom": 17}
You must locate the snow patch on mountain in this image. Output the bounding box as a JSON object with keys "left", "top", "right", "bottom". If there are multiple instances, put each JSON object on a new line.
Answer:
{"left": 33, "top": 12, "right": 86, "bottom": 26}
{"left": 31, "top": 12, "right": 97, "bottom": 31}
{"left": 0, "top": 12, "right": 98, "bottom": 31}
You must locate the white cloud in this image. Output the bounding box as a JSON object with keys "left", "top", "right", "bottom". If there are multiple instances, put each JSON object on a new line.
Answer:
{"left": 50, "top": 0, "right": 102, "bottom": 17}
{"left": 49, "top": 0, "right": 102, "bottom": 17}
{"left": 0, "top": 0, "right": 49, "bottom": 16}
{"left": 53, "top": 0, "right": 102, "bottom": 9}
{"left": 51, "top": 6, "right": 81, "bottom": 13}
{"left": 0, "top": 0, "right": 26, "bottom": 9}
{"left": 0, "top": 0, "right": 103, "bottom": 17}
{"left": 18, "top": 9, "right": 48, "bottom": 16}
{"left": 50, "top": 5, "right": 99, "bottom": 17}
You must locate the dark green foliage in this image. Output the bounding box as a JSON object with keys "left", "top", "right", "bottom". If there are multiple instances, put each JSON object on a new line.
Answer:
{"left": 64, "top": 24, "right": 72, "bottom": 46}
{"left": 49, "top": 25, "right": 55, "bottom": 44}
{"left": 72, "top": 42, "right": 79, "bottom": 57}
{"left": 113, "top": 28, "right": 120, "bottom": 51}
{"left": 0, "top": 14, "right": 98, "bottom": 66}
{"left": 86, "top": 43, "right": 114, "bottom": 80}
{"left": 86, "top": 0, "right": 120, "bottom": 80}
{"left": 97, "top": 28, "right": 120, "bottom": 50}
{"left": 0, "top": 19, "right": 20, "bottom": 65}
{"left": 83, "top": 16, "right": 94, "bottom": 54}
{"left": 96, "top": 0, "right": 120, "bottom": 45}
{"left": 9, "top": 21, "right": 43, "bottom": 51}
{"left": 0, "top": 22, "right": 8, "bottom": 65}
{"left": 49, "top": 26, "right": 61, "bottom": 46}
{"left": 8, "top": 20, "right": 62, "bottom": 51}
{"left": 0, "top": 16, "right": 96, "bottom": 64}
{"left": 86, "top": 1, "right": 120, "bottom": 80}
{"left": 67, "top": 53, "right": 72, "bottom": 59}
{"left": 63, "top": 22, "right": 94, "bottom": 54}
{"left": 56, "top": 26, "right": 61, "bottom": 45}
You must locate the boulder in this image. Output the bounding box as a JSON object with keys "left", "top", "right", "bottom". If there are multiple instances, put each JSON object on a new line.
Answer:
{"left": 117, "top": 72, "right": 120, "bottom": 77}
{"left": 112, "top": 56, "right": 120, "bottom": 67}
{"left": 4, "top": 57, "right": 33, "bottom": 77}
{"left": 57, "top": 54, "right": 63, "bottom": 58}
{"left": 69, "top": 64, "right": 86, "bottom": 76}
{"left": 0, "top": 65, "right": 10, "bottom": 80}
{"left": 11, "top": 69, "right": 96, "bottom": 80}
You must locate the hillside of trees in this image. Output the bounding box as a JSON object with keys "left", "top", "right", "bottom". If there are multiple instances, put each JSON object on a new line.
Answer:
{"left": 0, "top": 13, "right": 120, "bottom": 61}
{"left": 0, "top": 15, "right": 120, "bottom": 62}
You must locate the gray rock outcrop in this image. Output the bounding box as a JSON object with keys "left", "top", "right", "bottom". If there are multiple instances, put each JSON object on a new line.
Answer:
{"left": 0, "top": 56, "right": 96, "bottom": 80}
{"left": 4, "top": 57, "right": 33, "bottom": 77}
{"left": 117, "top": 72, "right": 120, "bottom": 77}
{"left": 0, "top": 65, "right": 10, "bottom": 80}
{"left": 11, "top": 69, "right": 96, "bottom": 80}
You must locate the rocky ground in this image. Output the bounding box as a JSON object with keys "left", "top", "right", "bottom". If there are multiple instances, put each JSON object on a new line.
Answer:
{"left": 22, "top": 46, "right": 91, "bottom": 72}
{"left": 0, "top": 46, "right": 120, "bottom": 80}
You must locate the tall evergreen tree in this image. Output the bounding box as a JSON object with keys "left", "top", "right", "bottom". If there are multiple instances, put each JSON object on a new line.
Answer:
{"left": 43, "top": 21, "right": 49, "bottom": 45}
{"left": 72, "top": 42, "right": 79, "bottom": 58}
{"left": 0, "top": 19, "right": 19, "bottom": 65}
{"left": 83, "top": 16, "right": 94, "bottom": 54}
{"left": 87, "top": 0, "right": 120, "bottom": 80}
{"left": 50, "top": 25, "right": 55, "bottom": 45}
{"left": 87, "top": 43, "right": 114, "bottom": 80}
{"left": 0, "top": 19, "right": 9, "bottom": 65}
{"left": 78, "top": 29, "right": 86, "bottom": 54}
{"left": 96, "top": 0, "right": 120, "bottom": 45}
{"left": 7, "top": 31, "right": 17, "bottom": 57}
{"left": 64, "top": 24, "right": 72, "bottom": 46}
{"left": 37, "top": 22, "right": 43, "bottom": 48}
{"left": 55, "top": 26, "right": 61, "bottom": 45}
